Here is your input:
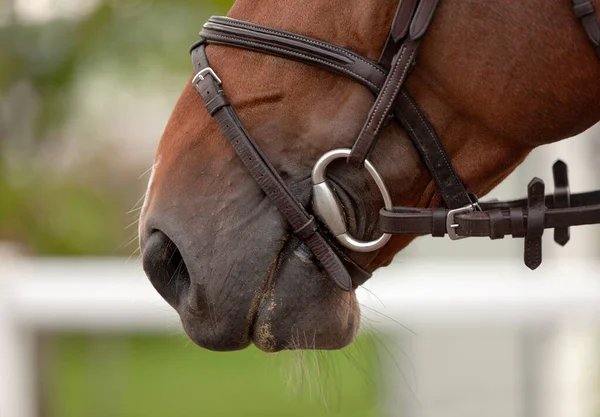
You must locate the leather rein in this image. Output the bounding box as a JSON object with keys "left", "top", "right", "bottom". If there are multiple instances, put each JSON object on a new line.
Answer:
{"left": 189, "top": 0, "right": 600, "bottom": 291}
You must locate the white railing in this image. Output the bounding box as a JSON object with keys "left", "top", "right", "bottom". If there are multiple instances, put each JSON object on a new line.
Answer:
{"left": 5, "top": 258, "right": 600, "bottom": 329}
{"left": 1, "top": 256, "right": 600, "bottom": 417}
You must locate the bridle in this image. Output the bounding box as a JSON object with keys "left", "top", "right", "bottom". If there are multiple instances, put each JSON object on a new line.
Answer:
{"left": 189, "top": 0, "right": 600, "bottom": 291}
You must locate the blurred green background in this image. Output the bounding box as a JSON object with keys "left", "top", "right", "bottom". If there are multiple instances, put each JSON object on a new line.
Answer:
{"left": 40, "top": 333, "right": 382, "bottom": 417}
{"left": 1, "top": 0, "right": 230, "bottom": 257}
{"left": 0, "top": 1, "right": 382, "bottom": 415}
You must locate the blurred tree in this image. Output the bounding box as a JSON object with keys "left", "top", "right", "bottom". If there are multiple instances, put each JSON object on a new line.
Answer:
{"left": 2, "top": 0, "right": 233, "bottom": 147}
{"left": 0, "top": 0, "right": 234, "bottom": 255}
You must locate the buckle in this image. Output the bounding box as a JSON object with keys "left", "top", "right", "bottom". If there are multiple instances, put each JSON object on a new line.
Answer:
{"left": 446, "top": 204, "right": 477, "bottom": 240}
{"left": 192, "top": 67, "right": 222, "bottom": 86}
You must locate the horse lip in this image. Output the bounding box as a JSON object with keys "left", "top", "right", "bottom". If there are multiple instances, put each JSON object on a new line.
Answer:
{"left": 249, "top": 234, "right": 361, "bottom": 352}
{"left": 247, "top": 175, "right": 364, "bottom": 350}
{"left": 247, "top": 237, "right": 287, "bottom": 341}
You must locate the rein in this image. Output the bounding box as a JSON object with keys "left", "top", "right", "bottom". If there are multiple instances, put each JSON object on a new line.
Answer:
{"left": 190, "top": 0, "right": 600, "bottom": 291}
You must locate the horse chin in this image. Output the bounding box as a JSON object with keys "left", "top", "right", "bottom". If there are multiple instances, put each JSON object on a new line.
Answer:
{"left": 251, "top": 239, "right": 361, "bottom": 352}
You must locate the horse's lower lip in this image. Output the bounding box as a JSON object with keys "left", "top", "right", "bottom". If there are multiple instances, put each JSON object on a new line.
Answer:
{"left": 249, "top": 238, "right": 318, "bottom": 353}
{"left": 248, "top": 239, "right": 287, "bottom": 348}
{"left": 249, "top": 234, "right": 362, "bottom": 352}
{"left": 246, "top": 179, "right": 360, "bottom": 352}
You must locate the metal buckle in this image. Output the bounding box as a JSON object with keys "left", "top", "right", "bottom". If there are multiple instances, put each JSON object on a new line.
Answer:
{"left": 446, "top": 204, "right": 477, "bottom": 240}
{"left": 311, "top": 148, "right": 392, "bottom": 252}
{"left": 192, "top": 67, "right": 222, "bottom": 86}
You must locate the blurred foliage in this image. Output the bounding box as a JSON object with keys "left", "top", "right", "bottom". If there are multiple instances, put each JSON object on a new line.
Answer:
{"left": 0, "top": 0, "right": 234, "bottom": 255}
{"left": 43, "top": 333, "right": 382, "bottom": 417}
{"left": 1, "top": 0, "right": 231, "bottom": 139}
{"left": 0, "top": 163, "right": 123, "bottom": 255}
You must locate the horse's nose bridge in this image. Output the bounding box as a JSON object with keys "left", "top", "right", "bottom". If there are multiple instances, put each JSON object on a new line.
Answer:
{"left": 137, "top": 156, "right": 164, "bottom": 242}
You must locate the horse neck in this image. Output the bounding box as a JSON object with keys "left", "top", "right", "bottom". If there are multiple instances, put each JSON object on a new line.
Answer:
{"left": 227, "top": 0, "right": 398, "bottom": 60}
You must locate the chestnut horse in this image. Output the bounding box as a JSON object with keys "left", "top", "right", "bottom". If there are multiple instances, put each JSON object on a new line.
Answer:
{"left": 139, "top": 0, "right": 600, "bottom": 352}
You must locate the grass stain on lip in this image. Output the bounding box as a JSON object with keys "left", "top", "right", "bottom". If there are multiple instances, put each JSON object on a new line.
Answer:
{"left": 253, "top": 322, "right": 277, "bottom": 352}
{"left": 246, "top": 235, "right": 288, "bottom": 341}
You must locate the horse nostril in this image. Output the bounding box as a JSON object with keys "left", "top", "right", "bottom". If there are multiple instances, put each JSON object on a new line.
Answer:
{"left": 142, "top": 230, "right": 191, "bottom": 308}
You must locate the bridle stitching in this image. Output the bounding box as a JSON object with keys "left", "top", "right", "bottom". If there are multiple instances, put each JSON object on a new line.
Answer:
{"left": 205, "top": 33, "right": 380, "bottom": 91}
{"left": 371, "top": 48, "right": 416, "bottom": 134}
{"left": 363, "top": 45, "right": 408, "bottom": 131}
{"left": 213, "top": 18, "right": 387, "bottom": 75}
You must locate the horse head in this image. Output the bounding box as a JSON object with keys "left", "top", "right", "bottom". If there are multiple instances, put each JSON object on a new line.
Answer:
{"left": 139, "top": 0, "right": 600, "bottom": 352}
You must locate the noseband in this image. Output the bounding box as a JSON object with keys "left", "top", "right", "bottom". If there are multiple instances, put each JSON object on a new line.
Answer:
{"left": 190, "top": 0, "right": 600, "bottom": 291}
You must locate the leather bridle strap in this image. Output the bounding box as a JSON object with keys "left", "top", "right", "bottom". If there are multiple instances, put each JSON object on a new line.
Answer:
{"left": 191, "top": 43, "right": 368, "bottom": 291}
{"left": 200, "top": 17, "right": 387, "bottom": 91}
{"left": 392, "top": 90, "right": 474, "bottom": 209}
{"left": 346, "top": 39, "right": 419, "bottom": 168}
{"left": 573, "top": 0, "right": 600, "bottom": 59}
{"left": 379, "top": 192, "right": 600, "bottom": 237}
{"left": 375, "top": 0, "right": 472, "bottom": 209}
{"left": 348, "top": 0, "right": 439, "bottom": 169}
{"left": 200, "top": 12, "right": 474, "bottom": 210}
{"left": 379, "top": 0, "right": 420, "bottom": 67}
{"left": 379, "top": 164, "right": 600, "bottom": 269}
